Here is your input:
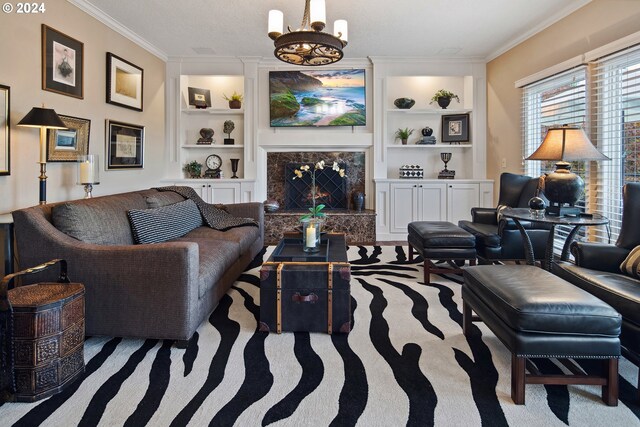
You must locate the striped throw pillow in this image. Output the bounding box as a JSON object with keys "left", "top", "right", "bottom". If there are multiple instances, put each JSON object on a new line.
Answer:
{"left": 620, "top": 245, "right": 640, "bottom": 279}
{"left": 127, "top": 199, "right": 203, "bottom": 244}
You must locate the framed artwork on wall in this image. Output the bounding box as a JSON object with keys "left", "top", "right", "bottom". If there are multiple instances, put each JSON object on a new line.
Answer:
{"left": 42, "top": 24, "right": 84, "bottom": 99}
{"left": 106, "top": 52, "right": 144, "bottom": 111}
{"left": 106, "top": 120, "right": 144, "bottom": 169}
{"left": 46, "top": 115, "right": 91, "bottom": 162}
{"left": 442, "top": 113, "right": 470, "bottom": 144}
{"left": 0, "top": 84, "right": 9, "bottom": 175}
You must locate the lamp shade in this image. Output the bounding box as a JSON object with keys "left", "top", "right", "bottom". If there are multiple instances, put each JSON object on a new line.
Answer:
{"left": 526, "top": 125, "right": 609, "bottom": 161}
{"left": 17, "top": 107, "right": 66, "bottom": 129}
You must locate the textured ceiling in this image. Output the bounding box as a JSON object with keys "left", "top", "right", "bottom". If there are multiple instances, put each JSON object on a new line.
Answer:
{"left": 78, "top": 0, "right": 592, "bottom": 60}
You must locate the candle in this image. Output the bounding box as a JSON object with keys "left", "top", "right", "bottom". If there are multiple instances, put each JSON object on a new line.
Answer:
{"left": 305, "top": 223, "right": 316, "bottom": 248}
{"left": 79, "top": 161, "right": 94, "bottom": 184}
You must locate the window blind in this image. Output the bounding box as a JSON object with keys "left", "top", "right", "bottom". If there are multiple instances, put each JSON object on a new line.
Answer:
{"left": 521, "top": 67, "right": 589, "bottom": 250}
{"left": 591, "top": 44, "right": 640, "bottom": 243}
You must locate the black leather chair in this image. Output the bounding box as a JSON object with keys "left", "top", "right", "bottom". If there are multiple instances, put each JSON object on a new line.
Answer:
{"left": 553, "top": 182, "right": 640, "bottom": 401}
{"left": 459, "top": 172, "right": 550, "bottom": 263}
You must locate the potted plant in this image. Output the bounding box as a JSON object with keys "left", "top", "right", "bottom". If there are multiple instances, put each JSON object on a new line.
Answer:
{"left": 395, "top": 127, "right": 414, "bottom": 145}
{"left": 292, "top": 160, "right": 346, "bottom": 252}
{"left": 183, "top": 160, "right": 202, "bottom": 178}
{"left": 223, "top": 91, "right": 243, "bottom": 109}
{"left": 223, "top": 120, "right": 235, "bottom": 145}
{"left": 430, "top": 89, "right": 460, "bottom": 109}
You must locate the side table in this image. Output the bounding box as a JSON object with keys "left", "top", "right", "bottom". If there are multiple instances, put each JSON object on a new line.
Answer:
{"left": 501, "top": 208, "right": 609, "bottom": 270}
{"left": 0, "top": 213, "right": 14, "bottom": 275}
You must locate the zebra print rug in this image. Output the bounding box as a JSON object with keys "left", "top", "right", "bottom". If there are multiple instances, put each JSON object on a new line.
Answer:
{"left": 1, "top": 245, "right": 639, "bottom": 426}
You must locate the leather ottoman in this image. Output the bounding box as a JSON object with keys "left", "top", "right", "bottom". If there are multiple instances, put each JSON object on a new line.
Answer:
{"left": 463, "top": 265, "right": 621, "bottom": 406}
{"left": 408, "top": 221, "right": 477, "bottom": 284}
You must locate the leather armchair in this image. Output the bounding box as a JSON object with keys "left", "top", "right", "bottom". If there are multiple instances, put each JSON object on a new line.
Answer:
{"left": 553, "top": 182, "right": 640, "bottom": 400}
{"left": 459, "top": 172, "right": 551, "bottom": 262}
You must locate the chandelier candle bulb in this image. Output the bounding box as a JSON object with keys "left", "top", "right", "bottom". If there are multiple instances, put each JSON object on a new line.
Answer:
{"left": 334, "top": 19, "right": 348, "bottom": 42}
{"left": 310, "top": 0, "right": 326, "bottom": 27}
{"left": 268, "top": 10, "right": 284, "bottom": 38}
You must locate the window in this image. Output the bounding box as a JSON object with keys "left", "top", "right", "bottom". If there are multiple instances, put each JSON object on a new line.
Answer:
{"left": 592, "top": 45, "right": 640, "bottom": 241}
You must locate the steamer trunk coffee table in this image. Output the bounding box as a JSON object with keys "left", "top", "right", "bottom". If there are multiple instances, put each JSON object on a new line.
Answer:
{"left": 259, "top": 233, "right": 351, "bottom": 334}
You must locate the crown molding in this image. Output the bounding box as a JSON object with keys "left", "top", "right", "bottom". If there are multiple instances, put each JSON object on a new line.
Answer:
{"left": 485, "top": 0, "right": 592, "bottom": 62}
{"left": 68, "top": 0, "right": 168, "bottom": 61}
{"left": 368, "top": 56, "right": 485, "bottom": 65}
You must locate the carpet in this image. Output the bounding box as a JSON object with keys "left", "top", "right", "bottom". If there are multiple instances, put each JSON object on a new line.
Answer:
{"left": 1, "top": 245, "right": 639, "bottom": 426}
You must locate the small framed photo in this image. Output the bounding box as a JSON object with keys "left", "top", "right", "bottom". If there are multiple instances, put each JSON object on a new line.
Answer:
{"left": 0, "top": 84, "right": 9, "bottom": 175}
{"left": 441, "top": 113, "right": 470, "bottom": 144}
{"left": 106, "top": 52, "right": 144, "bottom": 111}
{"left": 42, "top": 24, "right": 84, "bottom": 99}
{"left": 46, "top": 115, "right": 91, "bottom": 162}
{"left": 188, "top": 87, "right": 211, "bottom": 108}
{"left": 106, "top": 120, "right": 144, "bottom": 169}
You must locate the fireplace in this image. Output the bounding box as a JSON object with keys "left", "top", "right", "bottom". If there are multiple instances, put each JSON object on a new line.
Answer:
{"left": 266, "top": 152, "right": 365, "bottom": 211}
{"left": 284, "top": 163, "right": 348, "bottom": 210}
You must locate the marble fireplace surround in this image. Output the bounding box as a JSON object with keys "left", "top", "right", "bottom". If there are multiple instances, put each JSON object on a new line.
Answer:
{"left": 266, "top": 151, "right": 366, "bottom": 211}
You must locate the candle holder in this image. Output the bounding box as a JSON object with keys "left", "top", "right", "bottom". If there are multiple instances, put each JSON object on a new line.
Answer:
{"left": 301, "top": 217, "right": 323, "bottom": 253}
{"left": 438, "top": 152, "right": 455, "bottom": 179}
{"left": 230, "top": 158, "right": 239, "bottom": 179}
{"left": 77, "top": 154, "right": 100, "bottom": 198}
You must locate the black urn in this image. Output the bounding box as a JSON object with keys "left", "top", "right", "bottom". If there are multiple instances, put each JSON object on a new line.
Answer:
{"left": 421, "top": 126, "right": 433, "bottom": 137}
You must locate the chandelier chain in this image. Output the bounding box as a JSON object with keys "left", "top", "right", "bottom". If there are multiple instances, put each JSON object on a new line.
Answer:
{"left": 301, "top": 0, "right": 311, "bottom": 30}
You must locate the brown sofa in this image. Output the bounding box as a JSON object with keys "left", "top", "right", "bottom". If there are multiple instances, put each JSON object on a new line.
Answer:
{"left": 12, "top": 189, "right": 263, "bottom": 346}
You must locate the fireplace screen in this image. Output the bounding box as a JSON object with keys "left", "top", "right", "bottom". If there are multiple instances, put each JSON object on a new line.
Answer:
{"left": 285, "top": 163, "right": 348, "bottom": 210}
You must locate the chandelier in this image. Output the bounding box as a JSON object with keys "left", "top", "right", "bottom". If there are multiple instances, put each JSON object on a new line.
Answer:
{"left": 268, "top": 0, "right": 348, "bottom": 66}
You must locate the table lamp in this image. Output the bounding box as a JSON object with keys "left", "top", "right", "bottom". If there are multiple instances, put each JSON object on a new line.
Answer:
{"left": 526, "top": 125, "right": 608, "bottom": 216}
{"left": 77, "top": 155, "right": 100, "bottom": 198}
{"left": 17, "top": 106, "right": 66, "bottom": 204}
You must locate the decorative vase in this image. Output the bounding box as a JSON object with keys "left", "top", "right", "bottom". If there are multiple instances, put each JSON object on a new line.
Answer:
{"left": 301, "top": 217, "right": 323, "bottom": 253}
{"left": 230, "top": 158, "right": 239, "bottom": 178}
{"left": 353, "top": 192, "right": 365, "bottom": 211}
{"left": 421, "top": 126, "right": 433, "bottom": 136}
{"left": 229, "top": 100, "right": 241, "bottom": 109}
{"left": 393, "top": 97, "right": 415, "bottom": 109}
{"left": 263, "top": 199, "right": 280, "bottom": 212}
{"left": 437, "top": 97, "right": 451, "bottom": 109}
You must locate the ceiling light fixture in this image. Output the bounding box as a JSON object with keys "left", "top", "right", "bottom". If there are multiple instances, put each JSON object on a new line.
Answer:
{"left": 268, "top": 0, "right": 348, "bottom": 66}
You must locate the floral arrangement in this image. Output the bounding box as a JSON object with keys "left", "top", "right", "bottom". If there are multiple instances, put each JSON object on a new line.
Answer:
{"left": 293, "top": 160, "right": 345, "bottom": 220}
{"left": 222, "top": 91, "right": 243, "bottom": 102}
{"left": 429, "top": 89, "right": 460, "bottom": 104}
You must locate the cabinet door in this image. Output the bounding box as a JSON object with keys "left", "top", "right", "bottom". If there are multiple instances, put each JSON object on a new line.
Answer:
{"left": 210, "top": 183, "right": 240, "bottom": 204}
{"left": 390, "top": 183, "right": 418, "bottom": 233}
{"left": 417, "top": 183, "right": 446, "bottom": 221}
{"left": 181, "top": 183, "right": 211, "bottom": 203}
{"left": 447, "top": 183, "right": 479, "bottom": 224}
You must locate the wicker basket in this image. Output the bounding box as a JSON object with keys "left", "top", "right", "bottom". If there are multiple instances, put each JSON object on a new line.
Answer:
{"left": 1, "top": 259, "right": 85, "bottom": 402}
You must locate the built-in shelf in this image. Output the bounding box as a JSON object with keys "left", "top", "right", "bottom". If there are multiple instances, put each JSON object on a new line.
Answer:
{"left": 387, "top": 144, "right": 472, "bottom": 149}
{"left": 181, "top": 108, "right": 244, "bottom": 115}
{"left": 386, "top": 108, "right": 471, "bottom": 115}
{"left": 182, "top": 144, "right": 244, "bottom": 149}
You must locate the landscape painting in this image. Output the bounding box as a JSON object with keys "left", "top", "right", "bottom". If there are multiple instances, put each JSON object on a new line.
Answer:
{"left": 269, "top": 69, "right": 366, "bottom": 127}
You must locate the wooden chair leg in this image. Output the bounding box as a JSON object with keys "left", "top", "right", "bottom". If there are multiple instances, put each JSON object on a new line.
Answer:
{"left": 462, "top": 301, "right": 472, "bottom": 335}
{"left": 424, "top": 259, "right": 430, "bottom": 284}
{"left": 511, "top": 354, "right": 526, "bottom": 405}
{"left": 408, "top": 244, "right": 414, "bottom": 261}
{"left": 470, "top": 258, "right": 476, "bottom": 267}
{"left": 602, "top": 358, "right": 619, "bottom": 406}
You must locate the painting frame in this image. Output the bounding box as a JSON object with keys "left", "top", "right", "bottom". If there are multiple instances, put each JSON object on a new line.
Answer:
{"left": 106, "top": 120, "right": 144, "bottom": 170}
{"left": 42, "top": 24, "right": 84, "bottom": 99}
{"left": 0, "top": 84, "right": 9, "bottom": 176}
{"left": 441, "top": 113, "right": 470, "bottom": 144}
{"left": 187, "top": 87, "right": 212, "bottom": 108}
{"left": 106, "top": 52, "right": 144, "bottom": 111}
{"left": 46, "top": 115, "right": 91, "bottom": 162}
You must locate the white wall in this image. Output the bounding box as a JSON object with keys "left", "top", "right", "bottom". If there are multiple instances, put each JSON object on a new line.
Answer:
{"left": 0, "top": 1, "right": 166, "bottom": 213}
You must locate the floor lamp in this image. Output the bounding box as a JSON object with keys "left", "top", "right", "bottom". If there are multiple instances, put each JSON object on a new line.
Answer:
{"left": 17, "top": 107, "right": 66, "bottom": 205}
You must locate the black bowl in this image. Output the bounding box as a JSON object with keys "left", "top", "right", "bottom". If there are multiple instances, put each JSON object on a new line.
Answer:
{"left": 394, "top": 98, "right": 415, "bottom": 109}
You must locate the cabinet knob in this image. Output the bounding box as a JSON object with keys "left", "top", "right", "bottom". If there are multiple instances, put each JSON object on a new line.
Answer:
{"left": 413, "top": 184, "right": 417, "bottom": 188}
{"left": 201, "top": 185, "right": 206, "bottom": 188}
{"left": 208, "top": 184, "right": 212, "bottom": 188}
{"left": 419, "top": 185, "right": 422, "bottom": 188}
{"left": 449, "top": 185, "right": 453, "bottom": 188}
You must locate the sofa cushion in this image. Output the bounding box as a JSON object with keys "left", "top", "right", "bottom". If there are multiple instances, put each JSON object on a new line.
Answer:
{"left": 620, "top": 245, "right": 640, "bottom": 279}
{"left": 127, "top": 199, "right": 203, "bottom": 244}
{"left": 183, "top": 225, "right": 260, "bottom": 254}
{"left": 52, "top": 193, "right": 148, "bottom": 245}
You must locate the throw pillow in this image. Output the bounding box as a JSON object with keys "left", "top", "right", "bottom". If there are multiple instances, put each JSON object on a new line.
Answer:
{"left": 127, "top": 199, "right": 203, "bottom": 244}
{"left": 620, "top": 245, "right": 640, "bottom": 279}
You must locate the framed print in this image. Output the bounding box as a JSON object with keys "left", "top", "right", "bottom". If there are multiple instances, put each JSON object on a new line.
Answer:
{"left": 441, "top": 113, "right": 470, "bottom": 144}
{"left": 187, "top": 87, "right": 211, "bottom": 108}
{"left": 0, "top": 84, "right": 9, "bottom": 175}
{"left": 106, "top": 52, "right": 144, "bottom": 111}
{"left": 42, "top": 24, "right": 84, "bottom": 99}
{"left": 46, "top": 115, "right": 91, "bottom": 162}
{"left": 106, "top": 120, "right": 144, "bottom": 169}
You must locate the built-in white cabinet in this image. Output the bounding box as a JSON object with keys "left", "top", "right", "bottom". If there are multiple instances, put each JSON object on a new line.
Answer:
{"left": 376, "top": 179, "right": 493, "bottom": 240}
{"left": 175, "top": 180, "right": 254, "bottom": 204}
